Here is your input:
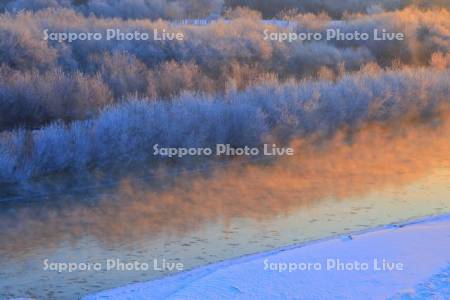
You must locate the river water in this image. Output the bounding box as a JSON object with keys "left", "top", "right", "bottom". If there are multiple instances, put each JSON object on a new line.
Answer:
{"left": 0, "top": 119, "right": 449, "bottom": 299}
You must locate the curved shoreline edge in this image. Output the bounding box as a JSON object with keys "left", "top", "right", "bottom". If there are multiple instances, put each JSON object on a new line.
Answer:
{"left": 84, "top": 213, "right": 450, "bottom": 300}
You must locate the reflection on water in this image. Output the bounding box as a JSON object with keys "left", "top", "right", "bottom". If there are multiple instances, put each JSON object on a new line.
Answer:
{"left": 0, "top": 117, "right": 449, "bottom": 299}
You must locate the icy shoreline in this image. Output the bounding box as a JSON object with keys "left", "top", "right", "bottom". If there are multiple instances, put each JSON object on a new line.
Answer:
{"left": 84, "top": 214, "right": 450, "bottom": 300}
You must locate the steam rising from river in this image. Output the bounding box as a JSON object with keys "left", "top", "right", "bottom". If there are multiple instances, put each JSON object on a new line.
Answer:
{"left": 1, "top": 115, "right": 449, "bottom": 257}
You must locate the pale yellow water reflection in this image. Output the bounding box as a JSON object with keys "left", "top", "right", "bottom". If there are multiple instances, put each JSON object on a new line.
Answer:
{"left": 0, "top": 117, "right": 449, "bottom": 299}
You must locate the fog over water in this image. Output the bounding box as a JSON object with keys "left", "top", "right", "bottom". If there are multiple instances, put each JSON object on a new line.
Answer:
{"left": 1, "top": 115, "right": 449, "bottom": 299}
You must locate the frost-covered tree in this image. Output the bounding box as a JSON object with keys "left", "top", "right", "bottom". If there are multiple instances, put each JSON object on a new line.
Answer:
{"left": 0, "top": 66, "right": 448, "bottom": 183}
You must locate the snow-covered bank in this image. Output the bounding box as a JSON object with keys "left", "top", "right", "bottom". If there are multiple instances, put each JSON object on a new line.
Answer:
{"left": 84, "top": 214, "right": 450, "bottom": 300}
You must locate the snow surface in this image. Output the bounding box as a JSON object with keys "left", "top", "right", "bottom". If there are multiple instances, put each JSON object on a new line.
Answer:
{"left": 84, "top": 214, "right": 450, "bottom": 300}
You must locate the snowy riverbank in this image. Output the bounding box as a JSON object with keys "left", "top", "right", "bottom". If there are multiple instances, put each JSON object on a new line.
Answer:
{"left": 83, "top": 214, "right": 450, "bottom": 300}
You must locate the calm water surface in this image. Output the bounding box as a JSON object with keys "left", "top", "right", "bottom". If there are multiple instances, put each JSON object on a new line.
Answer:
{"left": 0, "top": 121, "right": 449, "bottom": 299}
